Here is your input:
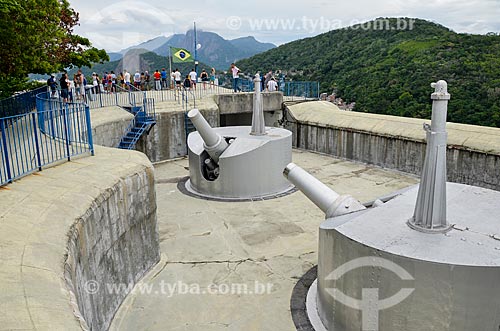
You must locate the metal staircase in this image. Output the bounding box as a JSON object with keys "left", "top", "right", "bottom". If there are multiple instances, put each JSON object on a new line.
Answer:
{"left": 118, "top": 98, "right": 156, "bottom": 150}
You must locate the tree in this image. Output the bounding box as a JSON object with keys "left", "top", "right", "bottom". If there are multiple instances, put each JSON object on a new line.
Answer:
{"left": 0, "top": 0, "right": 108, "bottom": 98}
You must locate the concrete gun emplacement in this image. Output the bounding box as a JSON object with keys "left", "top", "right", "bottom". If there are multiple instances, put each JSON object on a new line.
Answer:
{"left": 187, "top": 109, "right": 230, "bottom": 180}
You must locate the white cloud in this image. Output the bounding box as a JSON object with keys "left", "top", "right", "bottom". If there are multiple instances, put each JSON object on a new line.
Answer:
{"left": 71, "top": 0, "right": 500, "bottom": 51}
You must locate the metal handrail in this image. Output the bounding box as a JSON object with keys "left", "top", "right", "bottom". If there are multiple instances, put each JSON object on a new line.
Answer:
{"left": 0, "top": 92, "right": 94, "bottom": 186}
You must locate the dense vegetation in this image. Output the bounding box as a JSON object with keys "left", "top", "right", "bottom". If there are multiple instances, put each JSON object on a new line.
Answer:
{"left": 0, "top": 0, "right": 108, "bottom": 98}
{"left": 237, "top": 18, "right": 500, "bottom": 127}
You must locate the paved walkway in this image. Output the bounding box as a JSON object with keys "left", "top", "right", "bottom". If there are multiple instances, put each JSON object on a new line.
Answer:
{"left": 110, "top": 150, "right": 418, "bottom": 331}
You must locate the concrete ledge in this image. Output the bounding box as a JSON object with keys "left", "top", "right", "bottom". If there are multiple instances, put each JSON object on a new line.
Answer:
{"left": 215, "top": 92, "right": 283, "bottom": 114}
{"left": 91, "top": 106, "right": 133, "bottom": 148}
{"left": 285, "top": 101, "right": 500, "bottom": 190}
{"left": 0, "top": 146, "right": 160, "bottom": 330}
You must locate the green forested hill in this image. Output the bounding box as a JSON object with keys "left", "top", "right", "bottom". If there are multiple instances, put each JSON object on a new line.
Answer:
{"left": 237, "top": 18, "right": 500, "bottom": 127}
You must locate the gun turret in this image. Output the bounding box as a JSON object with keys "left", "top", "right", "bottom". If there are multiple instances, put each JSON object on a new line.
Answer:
{"left": 283, "top": 163, "right": 365, "bottom": 218}
{"left": 188, "top": 109, "right": 230, "bottom": 180}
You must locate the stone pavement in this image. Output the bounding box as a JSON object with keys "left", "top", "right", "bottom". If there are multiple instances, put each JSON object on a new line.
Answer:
{"left": 110, "top": 150, "right": 418, "bottom": 331}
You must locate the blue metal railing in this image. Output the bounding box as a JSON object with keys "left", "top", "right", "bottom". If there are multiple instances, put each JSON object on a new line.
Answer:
{"left": 0, "top": 92, "right": 94, "bottom": 186}
{"left": 0, "top": 86, "right": 48, "bottom": 118}
{"left": 283, "top": 81, "right": 320, "bottom": 100}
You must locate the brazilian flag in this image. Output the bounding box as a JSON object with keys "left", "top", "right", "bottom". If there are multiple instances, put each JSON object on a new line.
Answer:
{"left": 171, "top": 47, "right": 193, "bottom": 63}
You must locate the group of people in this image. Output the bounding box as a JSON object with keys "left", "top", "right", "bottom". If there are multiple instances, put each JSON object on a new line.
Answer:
{"left": 171, "top": 67, "right": 216, "bottom": 90}
{"left": 229, "top": 64, "right": 280, "bottom": 93}
{"left": 47, "top": 70, "right": 87, "bottom": 102}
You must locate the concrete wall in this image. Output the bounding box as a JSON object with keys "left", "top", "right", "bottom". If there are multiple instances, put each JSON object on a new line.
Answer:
{"left": 285, "top": 101, "right": 500, "bottom": 191}
{"left": 64, "top": 161, "right": 160, "bottom": 331}
{"left": 215, "top": 92, "right": 283, "bottom": 114}
{"left": 0, "top": 146, "right": 160, "bottom": 331}
{"left": 136, "top": 107, "right": 219, "bottom": 162}
{"left": 91, "top": 106, "right": 133, "bottom": 148}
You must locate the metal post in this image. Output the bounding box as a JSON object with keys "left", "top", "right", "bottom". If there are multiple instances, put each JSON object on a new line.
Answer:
{"left": 84, "top": 105, "right": 94, "bottom": 156}
{"left": 251, "top": 73, "right": 266, "bottom": 136}
{"left": 409, "top": 80, "right": 451, "bottom": 233}
{"left": 31, "top": 113, "right": 42, "bottom": 171}
{"left": 0, "top": 119, "right": 12, "bottom": 182}
{"left": 62, "top": 105, "right": 71, "bottom": 161}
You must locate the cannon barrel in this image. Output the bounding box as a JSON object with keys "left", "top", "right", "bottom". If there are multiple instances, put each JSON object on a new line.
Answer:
{"left": 284, "top": 163, "right": 365, "bottom": 218}
{"left": 188, "top": 109, "right": 228, "bottom": 163}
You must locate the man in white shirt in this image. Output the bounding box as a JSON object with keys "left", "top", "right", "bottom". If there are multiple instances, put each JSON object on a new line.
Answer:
{"left": 189, "top": 69, "right": 197, "bottom": 90}
{"left": 134, "top": 71, "right": 141, "bottom": 89}
{"left": 124, "top": 70, "right": 131, "bottom": 89}
{"left": 174, "top": 69, "right": 182, "bottom": 88}
{"left": 267, "top": 77, "right": 278, "bottom": 92}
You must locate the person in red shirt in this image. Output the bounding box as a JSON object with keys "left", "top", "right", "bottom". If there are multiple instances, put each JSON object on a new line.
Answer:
{"left": 153, "top": 70, "right": 161, "bottom": 90}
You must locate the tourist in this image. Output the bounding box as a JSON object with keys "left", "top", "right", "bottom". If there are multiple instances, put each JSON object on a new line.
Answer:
{"left": 134, "top": 70, "right": 141, "bottom": 89}
{"left": 110, "top": 71, "right": 117, "bottom": 91}
{"left": 174, "top": 69, "right": 182, "bottom": 89}
{"left": 107, "top": 72, "right": 113, "bottom": 93}
{"left": 154, "top": 70, "right": 161, "bottom": 90}
{"left": 59, "top": 73, "right": 68, "bottom": 102}
{"left": 145, "top": 71, "right": 151, "bottom": 90}
{"left": 264, "top": 70, "right": 272, "bottom": 91}
{"left": 92, "top": 72, "right": 99, "bottom": 94}
{"left": 210, "top": 68, "right": 216, "bottom": 89}
{"left": 230, "top": 63, "right": 241, "bottom": 92}
{"left": 161, "top": 68, "right": 167, "bottom": 89}
{"left": 200, "top": 69, "right": 209, "bottom": 90}
{"left": 267, "top": 77, "right": 278, "bottom": 92}
{"left": 140, "top": 72, "right": 146, "bottom": 90}
{"left": 68, "top": 76, "right": 75, "bottom": 101}
{"left": 78, "top": 69, "right": 86, "bottom": 101}
{"left": 124, "top": 70, "right": 131, "bottom": 89}
{"left": 189, "top": 69, "right": 197, "bottom": 90}
{"left": 170, "top": 70, "right": 175, "bottom": 89}
{"left": 183, "top": 74, "right": 192, "bottom": 90}
{"left": 118, "top": 72, "right": 125, "bottom": 89}
{"left": 47, "top": 74, "right": 58, "bottom": 98}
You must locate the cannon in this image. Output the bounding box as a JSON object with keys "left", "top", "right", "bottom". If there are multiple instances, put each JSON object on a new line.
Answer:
{"left": 187, "top": 109, "right": 230, "bottom": 180}
{"left": 284, "top": 81, "right": 500, "bottom": 331}
{"left": 185, "top": 104, "right": 293, "bottom": 200}
{"left": 283, "top": 163, "right": 366, "bottom": 218}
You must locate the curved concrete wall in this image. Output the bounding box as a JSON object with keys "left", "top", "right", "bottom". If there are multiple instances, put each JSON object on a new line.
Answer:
{"left": 285, "top": 101, "right": 500, "bottom": 191}
{"left": 0, "top": 146, "right": 159, "bottom": 330}
{"left": 64, "top": 160, "right": 160, "bottom": 330}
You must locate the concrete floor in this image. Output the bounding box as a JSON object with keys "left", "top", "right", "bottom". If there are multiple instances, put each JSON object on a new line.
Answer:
{"left": 110, "top": 150, "right": 418, "bottom": 331}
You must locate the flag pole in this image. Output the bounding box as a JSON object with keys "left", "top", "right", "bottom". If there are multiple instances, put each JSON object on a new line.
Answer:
{"left": 194, "top": 21, "right": 198, "bottom": 76}
{"left": 169, "top": 47, "right": 172, "bottom": 89}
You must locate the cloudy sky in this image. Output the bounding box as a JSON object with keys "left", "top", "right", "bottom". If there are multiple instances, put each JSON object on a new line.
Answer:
{"left": 71, "top": 0, "right": 500, "bottom": 52}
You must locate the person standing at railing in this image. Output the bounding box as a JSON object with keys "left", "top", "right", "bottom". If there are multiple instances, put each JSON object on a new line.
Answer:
{"left": 200, "top": 69, "right": 209, "bottom": 90}
{"left": 47, "top": 74, "right": 58, "bottom": 98}
{"left": 92, "top": 72, "right": 100, "bottom": 94}
{"left": 68, "top": 75, "right": 75, "bottom": 102}
{"left": 267, "top": 77, "right": 278, "bottom": 92}
{"left": 59, "top": 73, "right": 69, "bottom": 102}
{"left": 183, "top": 74, "right": 192, "bottom": 90}
{"left": 161, "top": 68, "right": 167, "bottom": 90}
{"left": 124, "top": 70, "right": 131, "bottom": 90}
{"left": 118, "top": 72, "right": 125, "bottom": 89}
{"left": 189, "top": 69, "right": 197, "bottom": 90}
{"left": 210, "top": 68, "right": 216, "bottom": 89}
{"left": 154, "top": 70, "right": 161, "bottom": 90}
{"left": 145, "top": 71, "right": 151, "bottom": 90}
{"left": 174, "top": 69, "right": 182, "bottom": 89}
{"left": 134, "top": 70, "right": 141, "bottom": 89}
{"left": 230, "top": 63, "right": 241, "bottom": 93}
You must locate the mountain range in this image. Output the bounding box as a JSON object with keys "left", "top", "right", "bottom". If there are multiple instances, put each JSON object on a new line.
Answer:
{"left": 110, "top": 31, "right": 276, "bottom": 70}
{"left": 237, "top": 18, "right": 500, "bottom": 128}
